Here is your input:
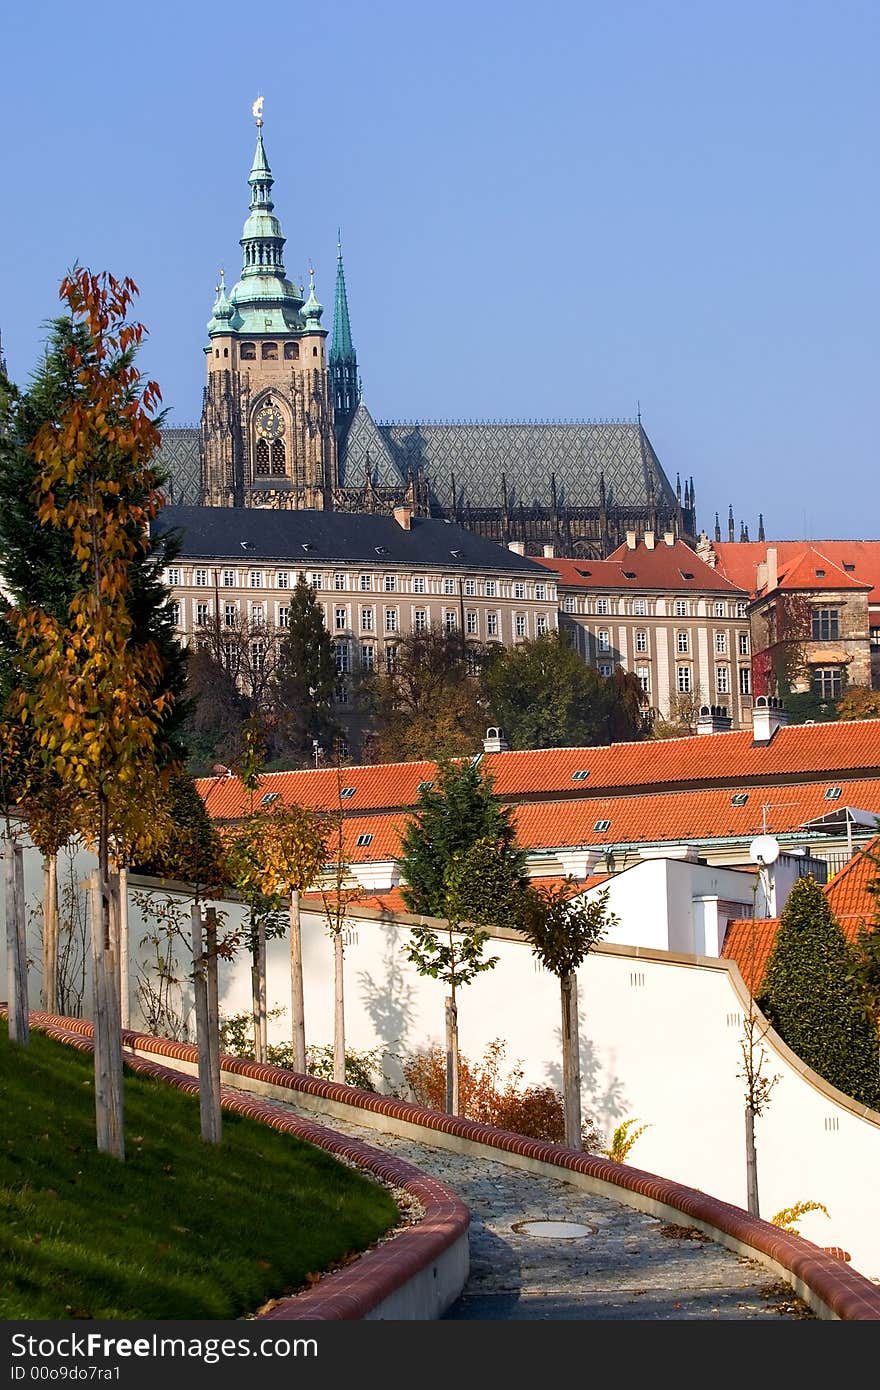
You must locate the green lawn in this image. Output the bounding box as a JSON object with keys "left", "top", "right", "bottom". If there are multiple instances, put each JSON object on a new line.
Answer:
{"left": 0, "top": 1021, "right": 399, "bottom": 1319}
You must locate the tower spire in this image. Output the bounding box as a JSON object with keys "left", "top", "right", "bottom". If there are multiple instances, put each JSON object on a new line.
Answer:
{"left": 329, "top": 235, "right": 359, "bottom": 428}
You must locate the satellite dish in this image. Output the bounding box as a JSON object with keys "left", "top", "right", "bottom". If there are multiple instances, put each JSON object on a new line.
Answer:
{"left": 749, "top": 835, "right": 780, "bottom": 865}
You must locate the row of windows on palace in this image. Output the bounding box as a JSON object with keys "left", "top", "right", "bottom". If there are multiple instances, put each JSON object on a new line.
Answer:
{"left": 164, "top": 567, "right": 755, "bottom": 617}
{"left": 172, "top": 596, "right": 557, "bottom": 642}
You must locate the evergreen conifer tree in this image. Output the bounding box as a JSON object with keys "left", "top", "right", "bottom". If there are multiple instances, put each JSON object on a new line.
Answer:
{"left": 399, "top": 758, "right": 526, "bottom": 917}
{"left": 272, "top": 573, "right": 339, "bottom": 760}
{"left": 758, "top": 875, "right": 880, "bottom": 1110}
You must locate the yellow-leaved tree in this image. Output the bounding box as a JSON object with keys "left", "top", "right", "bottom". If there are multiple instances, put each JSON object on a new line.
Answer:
{"left": 11, "top": 268, "right": 181, "bottom": 1159}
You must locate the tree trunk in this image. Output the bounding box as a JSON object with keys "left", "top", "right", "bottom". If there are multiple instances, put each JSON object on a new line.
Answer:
{"left": 5, "top": 842, "right": 29, "bottom": 1044}
{"left": 204, "top": 906, "right": 222, "bottom": 1134}
{"left": 445, "top": 995, "right": 459, "bottom": 1115}
{"left": 118, "top": 865, "right": 130, "bottom": 1030}
{"left": 289, "top": 888, "right": 306, "bottom": 1072}
{"left": 251, "top": 919, "right": 268, "bottom": 1063}
{"left": 89, "top": 868, "right": 124, "bottom": 1159}
{"left": 561, "top": 969, "right": 582, "bottom": 1149}
{"left": 42, "top": 852, "right": 59, "bottom": 1015}
{"left": 745, "top": 1104, "right": 760, "bottom": 1216}
{"left": 333, "top": 931, "right": 345, "bottom": 1084}
{"left": 191, "top": 901, "right": 221, "bottom": 1144}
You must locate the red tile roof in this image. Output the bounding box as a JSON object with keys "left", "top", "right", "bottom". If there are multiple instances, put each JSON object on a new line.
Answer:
{"left": 536, "top": 539, "right": 745, "bottom": 594}
{"left": 772, "top": 547, "right": 870, "bottom": 594}
{"left": 510, "top": 780, "right": 880, "bottom": 852}
{"left": 712, "top": 541, "right": 880, "bottom": 606}
{"left": 196, "top": 719, "right": 880, "bottom": 822}
{"left": 723, "top": 836, "right": 879, "bottom": 992}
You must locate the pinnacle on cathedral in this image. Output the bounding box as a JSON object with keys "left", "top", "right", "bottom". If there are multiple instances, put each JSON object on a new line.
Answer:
{"left": 329, "top": 238, "right": 359, "bottom": 428}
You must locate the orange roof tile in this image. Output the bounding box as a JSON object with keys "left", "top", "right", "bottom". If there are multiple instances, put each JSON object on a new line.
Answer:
{"left": 772, "top": 547, "right": 870, "bottom": 594}
{"left": 536, "top": 539, "right": 745, "bottom": 594}
{"left": 713, "top": 540, "right": 880, "bottom": 606}
{"left": 197, "top": 720, "right": 880, "bottom": 823}
{"left": 722, "top": 917, "right": 781, "bottom": 994}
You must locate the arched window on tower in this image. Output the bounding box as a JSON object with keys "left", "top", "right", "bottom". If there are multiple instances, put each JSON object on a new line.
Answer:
{"left": 284, "top": 341, "right": 299, "bottom": 360}
{"left": 262, "top": 342, "right": 278, "bottom": 360}
{"left": 255, "top": 439, "right": 271, "bottom": 475}
{"left": 240, "top": 342, "right": 256, "bottom": 361}
{"left": 271, "top": 440, "right": 286, "bottom": 476}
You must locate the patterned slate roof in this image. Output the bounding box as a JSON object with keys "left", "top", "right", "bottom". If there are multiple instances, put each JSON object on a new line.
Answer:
{"left": 156, "top": 413, "right": 679, "bottom": 518}
{"left": 723, "top": 836, "right": 879, "bottom": 993}
{"left": 377, "top": 419, "right": 676, "bottom": 513}
{"left": 158, "top": 427, "right": 201, "bottom": 506}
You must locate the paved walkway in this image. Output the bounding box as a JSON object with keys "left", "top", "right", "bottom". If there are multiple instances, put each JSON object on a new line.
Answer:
{"left": 268, "top": 1100, "right": 813, "bottom": 1320}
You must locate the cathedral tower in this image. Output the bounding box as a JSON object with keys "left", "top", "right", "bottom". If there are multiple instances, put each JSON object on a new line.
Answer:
{"left": 200, "top": 103, "right": 337, "bottom": 508}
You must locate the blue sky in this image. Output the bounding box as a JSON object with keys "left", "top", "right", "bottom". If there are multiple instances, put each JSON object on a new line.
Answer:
{"left": 1, "top": 0, "right": 876, "bottom": 540}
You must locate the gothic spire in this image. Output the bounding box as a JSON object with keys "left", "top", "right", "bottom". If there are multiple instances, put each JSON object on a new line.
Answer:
{"left": 714, "top": 511, "right": 721, "bottom": 542}
{"left": 758, "top": 512, "right": 765, "bottom": 542}
{"left": 329, "top": 236, "right": 359, "bottom": 426}
{"left": 728, "top": 505, "right": 735, "bottom": 542}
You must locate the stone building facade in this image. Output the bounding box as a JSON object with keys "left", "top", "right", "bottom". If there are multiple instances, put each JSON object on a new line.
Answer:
{"left": 536, "top": 531, "right": 753, "bottom": 729}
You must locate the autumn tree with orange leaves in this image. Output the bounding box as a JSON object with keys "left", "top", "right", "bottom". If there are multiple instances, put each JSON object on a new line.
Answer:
{"left": 9, "top": 268, "right": 183, "bottom": 1158}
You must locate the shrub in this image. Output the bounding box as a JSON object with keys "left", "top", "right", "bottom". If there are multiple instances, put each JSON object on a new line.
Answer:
{"left": 400, "top": 1039, "right": 602, "bottom": 1148}
{"left": 218, "top": 1010, "right": 380, "bottom": 1091}
{"left": 757, "top": 876, "right": 880, "bottom": 1110}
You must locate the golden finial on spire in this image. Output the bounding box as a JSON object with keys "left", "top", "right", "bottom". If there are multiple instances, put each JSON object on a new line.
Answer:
{"left": 252, "top": 95, "right": 264, "bottom": 128}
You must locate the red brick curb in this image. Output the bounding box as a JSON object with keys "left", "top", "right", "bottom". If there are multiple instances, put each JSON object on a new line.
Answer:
{"left": 10, "top": 1009, "right": 880, "bottom": 1320}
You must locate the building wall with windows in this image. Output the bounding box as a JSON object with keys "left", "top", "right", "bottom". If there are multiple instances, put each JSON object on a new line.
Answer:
{"left": 156, "top": 507, "right": 557, "bottom": 741}
{"left": 702, "top": 538, "right": 880, "bottom": 696}
{"left": 536, "top": 531, "right": 753, "bottom": 729}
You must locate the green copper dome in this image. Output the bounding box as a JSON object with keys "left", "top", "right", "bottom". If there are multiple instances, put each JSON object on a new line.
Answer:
{"left": 210, "top": 119, "right": 305, "bottom": 340}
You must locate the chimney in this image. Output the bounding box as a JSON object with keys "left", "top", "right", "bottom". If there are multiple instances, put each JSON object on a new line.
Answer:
{"left": 483, "top": 726, "right": 509, "bottom": 753}
{"left": 644, "top": 530, "right": 655, "bottom": 550}
{"left": 696, "top": 704, "right": 733, "bottom": 736}
{"left": 542, "top": 543, "right": 556, "bottom": 558}
{"left": 507, "top": 540, "right": 526, "bottom": 556}
{"left": 557, "top": 848, "right": 600, "bottom": 878}
{"left": 625, "top": 529, "right": 637, "bottom": 550}
{"left": 751, "top": 695, "right": 788, "bottom": 744}
{"left": 766, "top": 546, "right": 778, "bottom": 591}
{"left": 663, "top": 530, "right": 675, "bottom": 547}
{"left": 393, "top": 503, "right": 413, "bottom": 530}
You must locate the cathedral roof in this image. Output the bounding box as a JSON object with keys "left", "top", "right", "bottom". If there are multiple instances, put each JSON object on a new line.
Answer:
{"left": 376, "top": 417, "right": 677, "bottom": 514}
{"left": 158, "top": 409, "right": 682, "bottom": 517}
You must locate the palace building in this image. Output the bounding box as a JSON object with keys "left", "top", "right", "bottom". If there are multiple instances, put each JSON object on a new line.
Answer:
{"left": 158, "top": 111, "right": 697, "bottom": 559}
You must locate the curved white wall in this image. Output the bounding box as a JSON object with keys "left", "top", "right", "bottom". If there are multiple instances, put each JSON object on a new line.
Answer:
{"left": 4, "top": 835, "right": 879, "bottom": 1280}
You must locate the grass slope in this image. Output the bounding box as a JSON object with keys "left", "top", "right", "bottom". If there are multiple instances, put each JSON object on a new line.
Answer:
{"left": 0, "top": 1021, "right": 399, "bottom": 1319}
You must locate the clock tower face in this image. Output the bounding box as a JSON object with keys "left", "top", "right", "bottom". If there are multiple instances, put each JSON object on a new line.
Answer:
{"left": 254, "top": 400, "right": 285, "bottom": 441}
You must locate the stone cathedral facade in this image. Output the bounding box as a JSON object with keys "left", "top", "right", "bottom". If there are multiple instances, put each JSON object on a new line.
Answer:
{"left": 159, "top": 115, "right": 697, "bottom": 559}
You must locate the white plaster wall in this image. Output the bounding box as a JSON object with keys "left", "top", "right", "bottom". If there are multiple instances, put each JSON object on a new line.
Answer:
{"left": 4, "top": 833, "right": 880, "bottom": 1281}
{"left": 581, "top": 859, "right": 754, "bottom": 955}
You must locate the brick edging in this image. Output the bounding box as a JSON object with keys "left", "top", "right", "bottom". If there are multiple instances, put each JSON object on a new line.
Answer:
{"left": 11, "top": 1010, "right": 880, "bottom": 1320}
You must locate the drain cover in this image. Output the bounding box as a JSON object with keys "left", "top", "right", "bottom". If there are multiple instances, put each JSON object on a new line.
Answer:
{"left": 512, "top": 1220, "right": 596, "bottom": 1240}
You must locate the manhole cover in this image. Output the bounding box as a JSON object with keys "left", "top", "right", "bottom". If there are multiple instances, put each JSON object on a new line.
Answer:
{"left": 511, "top": 1220, "right": 596, "bottom": 1240}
